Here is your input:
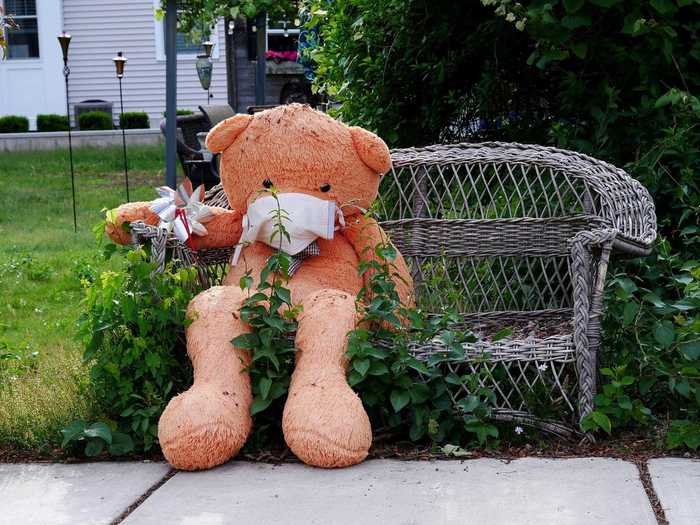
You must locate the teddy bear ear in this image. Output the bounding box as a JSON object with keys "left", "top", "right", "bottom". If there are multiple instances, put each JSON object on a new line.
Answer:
{"left": 349, "top": 126, "right": 392, "bottom": 175}
{"left": 205, "top": 113, "right": 253, "bottom": 153}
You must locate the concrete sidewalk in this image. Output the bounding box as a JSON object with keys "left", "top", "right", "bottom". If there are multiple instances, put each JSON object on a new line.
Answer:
{"left": 1, "top": 457, "right": 697, "bottom": 525}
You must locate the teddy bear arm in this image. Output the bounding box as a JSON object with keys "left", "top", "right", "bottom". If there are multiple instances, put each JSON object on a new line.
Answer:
{"left": 105, "top": 201, "right": 159, "bottom": 245}
{"left": 194, "top": 208, "right": 243, "bottom": 249}
{"left": 342, "top": 215, "right": 414, "bottom": 308}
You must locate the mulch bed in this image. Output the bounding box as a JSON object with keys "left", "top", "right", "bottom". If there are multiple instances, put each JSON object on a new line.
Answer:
{"left": 3, "top": 429, "right": 696, "bottom": 465}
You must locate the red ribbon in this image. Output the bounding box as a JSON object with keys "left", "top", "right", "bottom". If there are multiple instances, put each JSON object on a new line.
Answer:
{"left": 175, "top": 208, "right": 197, "bottom": 251}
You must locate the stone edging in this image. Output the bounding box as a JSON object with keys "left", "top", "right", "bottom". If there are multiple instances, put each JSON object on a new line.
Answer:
{"left": 0, "top": 128, "right": 164, "bottom": 152}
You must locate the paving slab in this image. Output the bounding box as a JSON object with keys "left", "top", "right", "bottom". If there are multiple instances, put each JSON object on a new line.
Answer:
{"left": 0, "top": 462, "right": 170, "bottom": 525}
{"left": 648, "top": 458, "right": 700, "bottom": 525}
{"left": 123, "top": 458, "right": 655, "bottom": 525}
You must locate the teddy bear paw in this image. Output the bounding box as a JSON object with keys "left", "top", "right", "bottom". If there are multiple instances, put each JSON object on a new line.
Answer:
{"left": 158, "top": 384, "right": 252, "bottom": 470}
{"left": 282, "top": 378, "right": 371, "bottom": 468}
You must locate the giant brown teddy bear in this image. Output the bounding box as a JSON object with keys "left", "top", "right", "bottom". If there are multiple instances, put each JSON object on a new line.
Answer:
{"left": 106, "top": 104, "right": 413, "bottom": 470}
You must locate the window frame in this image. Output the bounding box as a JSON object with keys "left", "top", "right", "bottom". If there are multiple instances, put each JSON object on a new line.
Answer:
{"left": 266, "top": 17, "right": 300, "bottom": 53}
{"left": 2, "top": 0, "right": 41, "bottom": 61}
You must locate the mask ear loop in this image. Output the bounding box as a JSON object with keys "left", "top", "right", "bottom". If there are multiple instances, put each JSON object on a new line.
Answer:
{"left": 335, "top": 206, "right": 346, "bottom": 231}
{"left": 339, "top": 200, "right": 368, "bottom": 215}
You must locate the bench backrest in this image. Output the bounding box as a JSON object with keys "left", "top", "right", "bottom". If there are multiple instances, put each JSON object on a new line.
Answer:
{"left": 378, "top": 143, "right": 608, "bottom": 315}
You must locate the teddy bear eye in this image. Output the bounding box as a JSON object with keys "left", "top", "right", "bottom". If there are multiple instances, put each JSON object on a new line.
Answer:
{"left": 262, "top": 179, "right": 273, "bottom": 189}
{"left": 320, "top": 184, "right": 331, "bottom": 193}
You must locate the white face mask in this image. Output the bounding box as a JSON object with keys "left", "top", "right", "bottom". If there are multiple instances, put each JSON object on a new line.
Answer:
{"left": 231, "top": 193, "right": 344, "bottom": 266}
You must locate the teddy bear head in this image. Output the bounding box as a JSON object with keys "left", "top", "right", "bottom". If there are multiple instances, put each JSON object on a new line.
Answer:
{"left": 205, "top": 104, "right": 391, "bottom": 217}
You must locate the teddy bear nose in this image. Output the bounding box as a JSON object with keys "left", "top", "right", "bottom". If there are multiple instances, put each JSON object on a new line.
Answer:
{"left": 320, "top": 184, "right": 331, "bottom": 193}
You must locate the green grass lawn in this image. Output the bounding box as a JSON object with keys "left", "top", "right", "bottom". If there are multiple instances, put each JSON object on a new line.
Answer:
{"left": 0, "top": 145, "right": 173, "bottom": 450}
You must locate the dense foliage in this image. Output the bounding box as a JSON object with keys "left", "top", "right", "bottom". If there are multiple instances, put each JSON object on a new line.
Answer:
{"left": 0, "top": 115, "right": 29, "bottom": 133}
{"left": 78, "top": 111, "right": 113, "bottom": 131}
{"left": 159, "top": 0, "right": 297, "bottom": 42}
{"left": 36, "top": 114, "right": 69, "bottom": 132}
{"left": 64, "top": 247, "right": 197, "bottom": 455}
{"left": 308, "top": 0, "right": 700, "bottom": 446}
{"left": 119, "top": 112, "right": 151, "bottom": 130}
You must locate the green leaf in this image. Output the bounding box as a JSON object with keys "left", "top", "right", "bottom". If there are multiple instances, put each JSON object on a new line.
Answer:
{"left": 145, "top": 351, "right": 161, "bottom": 370}
{"left": 251, "top": 396, "right": 272, "bottom": 415}
{"left": 239, "top": 274, "right": 254, "bottom": 290}
{"left": 232, "top": 333, "right": 260, "bottom": 350}
{"left": 108, "top": 432, "right": 135, "bottom": 456}
{"left": 571, "top": 42, "right": 588, "bottom": 59}
{"left": 407, "top": 360, "right": 430, "bottom": 375}
{"left": 458, "top": 395, "right": 481, "bottom": 413}
{"left": 60, "top": 420, "right": 86, "bottom": 448}
{"left": 650, "top": 0, "right": 677, "bottom": 15}
{"left": 367, "top": 361, "right": 389, "bottom": 375}
{"left": 84, "top": 438, "right": 106, "bottom": 457}
{"left": 653, "top": 321, "right": 675, "bottom": 348}
{"left": 353, "top": 358, "right": 371, "bottom": 377}
{"left": 390, "top": 389, "right": 410, "bottom": 412}
{"left": 563, "top": 0, "right": 584, "bottom": 13}
{"left": 263, "top": 315, "right": 285, "bottom": 332}
{"left": 275, "top": 287, "right": 292, "bottom": 305}
{"left": 618, "top": 395, "right": 633, "bottom": 410}
{"left": 83, "top": 422, "right": 112, "bottom": 445}
{"left": 259, "top": 377, "right": 273, "bottom": 400}
{"left": 491, "top": 327, "right": 512, "bottom": 342}
{"left": 655, "top": 89, "right": 682, "bottom": 108}
{"left": 623, "top": 302, "right": 639, "bottom": 326}
{"left": 591, "top": 411, "right": 612, "bottom": 434}
{"left": 561, "top": 14, "right": 592, "bottom": 29}
{"left": 680, "top": 342, "right": 700, "bottom": 360}
{"left": 588, "top": 0, "right": 621, "bottom": 7}
{"left": 643, "top": 293, "right": 667, "bottom": 309}
{"left": 442, "top": 444, "right": 472, "bottom": 457}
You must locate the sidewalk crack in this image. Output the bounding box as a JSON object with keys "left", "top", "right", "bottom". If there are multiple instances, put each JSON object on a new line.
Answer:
{"left": 111, "top": 467, "right": 177, "bottom": 524}
{"left": 634, "top": 459, "right": 668, "bottom": 525}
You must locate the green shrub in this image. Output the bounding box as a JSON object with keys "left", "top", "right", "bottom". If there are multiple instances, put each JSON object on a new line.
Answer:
{"left": 119, "top": 112, "right": 150, "bottom": 129}
{"left": 36, "top": 114, "right": 69, "bottom": 132}
{"left": 0, "top": 115, "right": 29, "bottom": 133}
{"left": 68, "top": 247, "right": 198, "bottom": 453}
{"left": 309, "top": 0, "right": 700, "bottom": 450}
{"left": 162, "top": 109, "right": 194, "bottom": 117}
{"left": 78, "top": 111, "right": 113, "bottom": 131}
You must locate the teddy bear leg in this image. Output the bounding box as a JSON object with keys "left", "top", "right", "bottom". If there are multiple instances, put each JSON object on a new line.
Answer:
{"left": 282, "top": 288, "right": 371, "bottom": 468}
{"left": 158, "top": 286, "right": 253, "bottom": 470}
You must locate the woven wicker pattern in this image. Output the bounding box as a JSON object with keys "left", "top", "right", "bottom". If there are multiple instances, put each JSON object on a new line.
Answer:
{"left": 130, "top": 142, "right": 656, "bottom": 437}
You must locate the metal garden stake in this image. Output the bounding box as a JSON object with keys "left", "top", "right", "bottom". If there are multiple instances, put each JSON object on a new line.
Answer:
{"left": 57, "top": 31, "right": 77, "bottom": 232}
{"left": 113, "top": 51, "right": 130, "bottom": 201}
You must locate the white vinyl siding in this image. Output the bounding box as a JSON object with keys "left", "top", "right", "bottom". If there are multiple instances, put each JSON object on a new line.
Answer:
{"left": 63, "top": 0, "right": 228, "bottom": 127}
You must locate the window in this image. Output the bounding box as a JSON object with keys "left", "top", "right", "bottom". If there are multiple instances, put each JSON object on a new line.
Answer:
{"left": 154, "top": 0, "right": 218, "bottom": 59}
{"left": 175, "top": 32, "right": 201, "bottom": 55}
{"left": 246, "top": 17, "right": 301, "bottom": 61}
{"left": 3, "top": 0, "right": 39, "bottom": 59}
{"left": 170, "top": 0, "right": 209, "bottom": 55}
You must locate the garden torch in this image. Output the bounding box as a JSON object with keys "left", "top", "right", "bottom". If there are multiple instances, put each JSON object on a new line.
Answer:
{"left": 196, "top": 41, "right": 214, "bottom": 105}
{"left": 113, "top": 51, "right": 130, "bottom": 201}
{"left": 58, "top": 31, "right": 77, "bottom": 232}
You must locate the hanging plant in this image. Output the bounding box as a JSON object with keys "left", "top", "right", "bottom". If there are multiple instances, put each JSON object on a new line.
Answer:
{"left": 157, "top": 0, "right": 299, "bottom": 43}
{"left": 0, "top": 6, "right": 20, "bottom": 60}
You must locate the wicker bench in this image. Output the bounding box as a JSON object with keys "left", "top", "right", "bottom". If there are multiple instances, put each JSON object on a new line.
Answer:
{"left": 131, "top": 142, "right": 657, "bottom": 436}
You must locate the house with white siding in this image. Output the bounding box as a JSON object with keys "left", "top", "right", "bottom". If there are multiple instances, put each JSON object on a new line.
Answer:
{"left": 0, "top": 0, "right": 230, "bottom": 129}
{"left": 0, "top": 0, "right": 305, "bottom": 130}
